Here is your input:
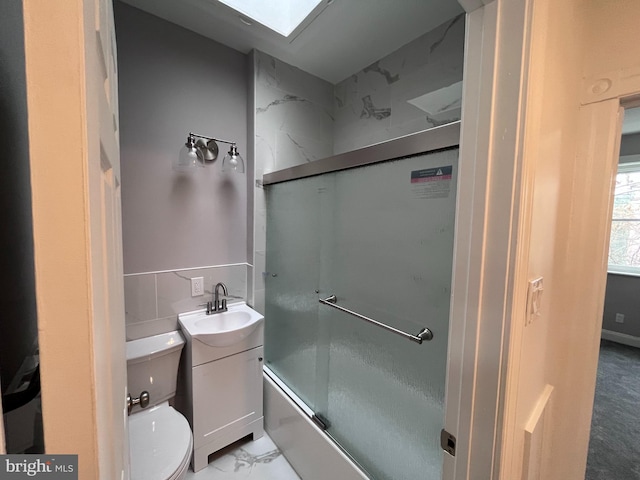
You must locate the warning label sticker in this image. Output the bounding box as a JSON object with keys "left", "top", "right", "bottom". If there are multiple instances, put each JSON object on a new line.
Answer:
{"left": 411, "top": 165, "right": 452, "bottom": 199}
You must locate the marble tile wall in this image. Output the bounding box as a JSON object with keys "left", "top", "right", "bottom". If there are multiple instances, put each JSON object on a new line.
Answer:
{"left": 333, "top": 14, "right": 465, "bottom": 155}
{"left": 251, "top": 51, "right": 335, "bottom": 313}
{"left": 124, "top": 264, "right": 248, "bottom": 340}
{"left": 250, "top": 15, "right": 465, "bottom": 313}
{"left": 254, "top": 51, "right": 335, "bottom": 173}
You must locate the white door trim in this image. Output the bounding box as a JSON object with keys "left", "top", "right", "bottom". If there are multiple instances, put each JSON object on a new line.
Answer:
{"left": 448, "top": 0, "right": 535, "bottom": 478}
{"left": 451, "top": 1, "right": 640, "bottom": 478}
{"left": 23, "top": 1, "right": 126, "bottom": 478}
{"left": 23, "top": 2, "right": 102, "bottom": 474}
{"left": 444, "top": 3, "right": 499, "bottom": 479}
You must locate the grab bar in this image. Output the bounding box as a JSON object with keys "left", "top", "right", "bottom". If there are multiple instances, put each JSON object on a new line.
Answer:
{"left": 318, "top": 295, "right": 433, "bottom": 344}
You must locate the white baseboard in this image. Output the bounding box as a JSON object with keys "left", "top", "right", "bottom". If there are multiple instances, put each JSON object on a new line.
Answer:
{"left": 601, "top": 329, "right": 640, "bottom": 348}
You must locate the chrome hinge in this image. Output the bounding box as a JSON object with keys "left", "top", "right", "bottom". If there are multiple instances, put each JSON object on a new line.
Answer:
{"left": 441, "top": 429, "right": 456, "bottom": 456}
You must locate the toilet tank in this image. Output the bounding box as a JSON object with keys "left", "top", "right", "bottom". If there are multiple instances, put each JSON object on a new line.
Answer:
{"left": 126, "top": 331, "right": 185, "bottom": 411}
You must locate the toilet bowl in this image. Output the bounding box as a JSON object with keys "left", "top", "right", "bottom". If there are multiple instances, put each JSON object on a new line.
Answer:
{"left": 129, "top": 403, "right": 193, "bottom": 480}
{"left": 126, "top": 331, "right": 193, "bottom": 480}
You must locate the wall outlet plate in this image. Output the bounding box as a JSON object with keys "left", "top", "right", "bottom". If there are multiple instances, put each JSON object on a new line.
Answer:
{"left": 191, "top": 277, "right": 204, "bottom": 297}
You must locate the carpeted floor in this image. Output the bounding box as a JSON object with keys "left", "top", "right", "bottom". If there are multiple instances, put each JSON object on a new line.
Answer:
{"left": 586, "top": 339, "right": 640, "bottom": 480}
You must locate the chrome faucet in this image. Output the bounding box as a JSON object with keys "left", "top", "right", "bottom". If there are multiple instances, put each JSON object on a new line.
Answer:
{"left": 200, "top": 282, "right": 229, "bottom": 315}
{"left": 212, "top": 282, "right": 228, "bottom": 313}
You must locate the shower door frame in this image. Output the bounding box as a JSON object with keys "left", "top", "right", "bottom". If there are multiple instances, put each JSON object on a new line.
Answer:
{"left": 264, "top": 122, "right": 463, "bottom": 477}
{"left": 263, "top": 123, "right": 461, "bottom": 185}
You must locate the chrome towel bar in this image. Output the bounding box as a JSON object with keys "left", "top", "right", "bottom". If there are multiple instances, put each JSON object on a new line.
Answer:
{"left": 318, "top": 295, "right": 433, "bottom": 345}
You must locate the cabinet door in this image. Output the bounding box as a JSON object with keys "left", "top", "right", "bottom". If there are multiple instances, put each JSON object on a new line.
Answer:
{"left": 192, "top": 346, "right": 263, "bottom": 443}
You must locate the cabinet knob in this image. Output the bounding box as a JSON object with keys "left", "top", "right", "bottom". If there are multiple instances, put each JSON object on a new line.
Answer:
{"left": 258, "top": 357, "right": 263, "bottom": 362}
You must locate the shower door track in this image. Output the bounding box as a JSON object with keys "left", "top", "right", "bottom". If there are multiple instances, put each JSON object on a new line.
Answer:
{"left": 262, "top": 121, "right": 460, "bottom": 186}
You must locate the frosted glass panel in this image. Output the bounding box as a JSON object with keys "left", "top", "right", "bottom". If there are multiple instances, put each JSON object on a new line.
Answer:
{"left": 264, "top": 176, "right": 322, "bottom": 410}
{"left": 265, "top": 147, "right": 458, "bottom": 479}
{"left": 319, "top": 149, "right": 458, "bottom": 480}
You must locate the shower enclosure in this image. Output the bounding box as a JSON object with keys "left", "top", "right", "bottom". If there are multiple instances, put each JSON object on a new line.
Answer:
{"left": 263, "top": 124, "right": 459, "bottom": 480}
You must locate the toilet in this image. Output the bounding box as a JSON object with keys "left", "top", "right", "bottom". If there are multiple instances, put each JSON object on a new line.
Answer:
{"left": 126, "top": 331, "right": 193, "bottom": 480}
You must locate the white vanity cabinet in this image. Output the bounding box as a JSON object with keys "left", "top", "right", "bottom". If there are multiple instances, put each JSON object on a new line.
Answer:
{"left": 192, "top": 346, "right": 264, "bottom": 453}
{"left": 177, "top": 305, "right": 265, "bottom": 473}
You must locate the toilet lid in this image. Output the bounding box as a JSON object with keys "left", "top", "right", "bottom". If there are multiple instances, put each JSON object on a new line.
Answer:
{"left": 129, "top": 403, "right": 192, "bottom": 480}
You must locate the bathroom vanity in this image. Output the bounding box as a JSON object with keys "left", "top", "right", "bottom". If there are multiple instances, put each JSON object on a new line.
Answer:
{"left": 177, "top": 302, "right": 265, "bottom": 472}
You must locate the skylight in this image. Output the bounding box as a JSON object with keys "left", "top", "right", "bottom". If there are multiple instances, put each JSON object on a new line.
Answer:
{"left": 218, "top": 0, "right": 323, "bottom": 37}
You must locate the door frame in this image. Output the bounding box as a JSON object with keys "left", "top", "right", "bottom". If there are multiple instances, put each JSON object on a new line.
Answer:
{"left": 450, "top": 1, "right": 640, "bottom": 479}
{"left": 22, "top": 0, "right": 127, "bottom": 478}
{"left": 446, "top": 0, "right": 535, "bottom": 478}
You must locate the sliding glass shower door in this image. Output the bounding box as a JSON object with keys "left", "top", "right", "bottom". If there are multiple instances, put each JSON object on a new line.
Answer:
{"left": 264, "top": 175, "right": 322, "bottom": 411}
{"left": 265, "top": 147, "right": 458, "bottom": 480}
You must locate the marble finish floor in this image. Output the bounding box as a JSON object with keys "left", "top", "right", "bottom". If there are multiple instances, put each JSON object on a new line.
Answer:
{"left": 185, "top": 434, "right": 301, "bottom": 480}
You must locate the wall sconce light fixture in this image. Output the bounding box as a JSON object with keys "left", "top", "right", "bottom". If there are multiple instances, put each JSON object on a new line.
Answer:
{"left": 175, "top": 132, "right": 245, "bottom": 173}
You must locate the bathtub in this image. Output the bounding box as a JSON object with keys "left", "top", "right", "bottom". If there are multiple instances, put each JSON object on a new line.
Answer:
{"left": 263, "top": 367, "right": 369, "bottom": 480}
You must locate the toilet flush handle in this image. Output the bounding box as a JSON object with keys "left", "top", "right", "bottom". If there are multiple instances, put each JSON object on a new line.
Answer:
{"left": 127, "top": 391, "right": 150, "bottom": 415}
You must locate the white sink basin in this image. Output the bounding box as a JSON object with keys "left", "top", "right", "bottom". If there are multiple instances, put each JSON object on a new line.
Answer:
{"left": 178, "top": 302, "right": 264, "bottom": 347}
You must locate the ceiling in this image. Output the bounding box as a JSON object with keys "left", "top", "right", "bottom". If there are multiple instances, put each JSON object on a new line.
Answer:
{"left": 118, "top": 0, "right": 464, "bottom": 84}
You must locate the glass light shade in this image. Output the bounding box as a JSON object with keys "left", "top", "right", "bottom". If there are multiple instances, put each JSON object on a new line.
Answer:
{"left": 221, "top": 144, "right": 245, "bottom": 173}
{"left": 174, "top": 136, "right": 204, "bottom": 171}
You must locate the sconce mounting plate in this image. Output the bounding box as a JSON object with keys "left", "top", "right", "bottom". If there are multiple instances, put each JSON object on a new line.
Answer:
{"left": 195, "top": 138, "right": 219, "bottom": 163}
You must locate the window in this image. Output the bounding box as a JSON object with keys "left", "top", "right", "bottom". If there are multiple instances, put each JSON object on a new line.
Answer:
{"left": 608, "top": 159, "right": 640, "bottom": 274}
{"left": 218, "top": 0, "right": 322, "bottom": 37}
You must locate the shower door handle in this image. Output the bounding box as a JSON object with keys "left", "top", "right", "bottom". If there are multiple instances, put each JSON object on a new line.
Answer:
{"left": 319, "top": 295, "right": 433, "bottom": 344}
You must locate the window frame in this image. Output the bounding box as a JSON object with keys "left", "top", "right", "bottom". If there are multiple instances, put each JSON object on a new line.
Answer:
{"left": 608, "top": 154, "right": 640, "bottom": 276}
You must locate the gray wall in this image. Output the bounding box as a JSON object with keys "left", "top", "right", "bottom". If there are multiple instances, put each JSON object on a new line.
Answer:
{"left": 602, "top": 274, "right": 640, "bottom": 337}
{"left": 115, "top": 3, "right": 250, "bottom": 339}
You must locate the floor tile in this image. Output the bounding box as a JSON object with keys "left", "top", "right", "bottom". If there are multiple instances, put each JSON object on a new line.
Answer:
{"left": 185, "top": 434, "right": 301, "bottom": 480}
